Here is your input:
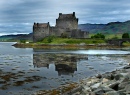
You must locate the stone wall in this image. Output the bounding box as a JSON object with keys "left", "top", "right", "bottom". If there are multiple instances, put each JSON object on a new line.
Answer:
{"left": 56, "top": 12, "right": 78, "bottom": 29}
{"left": 56, "top": 19, "right": 78, "bottom": 29}
{"left": 33, "top": 23, "right": 50, "bottom": 42}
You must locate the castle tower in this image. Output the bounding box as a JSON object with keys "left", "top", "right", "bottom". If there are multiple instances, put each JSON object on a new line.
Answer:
{"left": 33, "top": 22, "right": 50, "bottom": 42}
{"left": 56, "top": 12, "right": 78, "bottom": 29}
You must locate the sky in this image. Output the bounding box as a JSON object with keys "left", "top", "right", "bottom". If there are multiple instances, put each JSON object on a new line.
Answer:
{"left": 1, "top": 0, "right": 130, "bottom": 35}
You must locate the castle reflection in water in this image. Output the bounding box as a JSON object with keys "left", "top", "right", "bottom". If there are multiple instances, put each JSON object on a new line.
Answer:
{"left": 33, "top": 52, "right": 88, "bottom": 76}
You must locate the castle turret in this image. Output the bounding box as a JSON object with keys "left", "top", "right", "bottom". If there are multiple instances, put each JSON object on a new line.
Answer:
{"left": 56, "top": 12, "right": 78, "bottom": 29}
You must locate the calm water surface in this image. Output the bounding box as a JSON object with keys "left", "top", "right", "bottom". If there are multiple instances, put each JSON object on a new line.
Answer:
{"left": 0, "top": 42, "right": 130, "bottom": 95}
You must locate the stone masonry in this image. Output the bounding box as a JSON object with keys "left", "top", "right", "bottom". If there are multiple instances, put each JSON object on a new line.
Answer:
{"left": 33, "top": 12, "right": 89, "bottom": 42}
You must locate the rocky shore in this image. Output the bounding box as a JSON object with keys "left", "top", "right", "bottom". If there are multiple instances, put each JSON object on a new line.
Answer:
{"left": 35, "top": 65, "right": 130, "bottom": 95}
{"left": 68, "top": 65, "right": 130, "bottom": 95}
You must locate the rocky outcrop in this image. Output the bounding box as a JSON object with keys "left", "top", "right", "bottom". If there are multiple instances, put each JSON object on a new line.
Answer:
{"left": 76, "top": 65, "right": 130, "bottom": 95}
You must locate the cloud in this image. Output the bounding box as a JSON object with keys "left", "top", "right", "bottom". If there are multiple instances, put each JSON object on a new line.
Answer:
{"left": 1, "top": 0, "right": 130, "bottom": 35}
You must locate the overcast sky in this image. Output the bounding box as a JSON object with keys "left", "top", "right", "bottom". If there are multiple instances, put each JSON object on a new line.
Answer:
{"left": 0, "top": 0, "right": 130, "bottom": 35}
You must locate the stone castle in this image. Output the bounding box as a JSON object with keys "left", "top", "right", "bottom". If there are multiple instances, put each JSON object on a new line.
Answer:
{"left": 33, "top": 12, "right": 89, "bottom": 42}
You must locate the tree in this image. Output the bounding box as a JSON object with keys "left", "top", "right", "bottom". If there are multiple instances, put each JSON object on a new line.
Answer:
{"left": 91, "top": 33, "right": 105, "bottom": 39}
{"left": 122, "top": 33, "right": 129, "bottom": 38}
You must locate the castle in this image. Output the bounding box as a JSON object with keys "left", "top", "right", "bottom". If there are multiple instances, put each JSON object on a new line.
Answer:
{"left": 33, "top": 12, "right": 89, "bottom": 42}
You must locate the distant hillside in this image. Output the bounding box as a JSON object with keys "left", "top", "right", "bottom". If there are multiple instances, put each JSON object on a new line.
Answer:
{"left": 78, "top": 20, "right": 130, "bottom": 34}
{"left": 78, "top": 23, "right": 106, "bottom": 32}
{"left": 0, "top": 33, "right": 32, "bottom": 41}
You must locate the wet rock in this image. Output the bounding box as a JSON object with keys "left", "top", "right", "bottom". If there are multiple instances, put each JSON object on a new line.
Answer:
{"left": 124, "top": 84, "right": 130, "bottom": 93}
{"left": 104, "top": 73, "right": 114, "bottom": 80}
{"left": 102, "top": 78, "right": 109, "bottom": 83}
{"left": 105, "top": 91, "right": 122, "bottom": 95}
{"left": 89, "top": 92, "right": 96, "bottom": 95}
{"left": 96, "top": 74, "right": 102, "bottom": 79}
{"left": 120, "top": 73, "right": 128, "bottom": 77}
{"left": 93, "top": 87, "right": 114, "bottom": 95}
{"left": 124, "top": 66, "right": 130, "bottom": 69}
{"left": 121, "top": 76, "right": 129, "bottom": 82}
{"left": 114, "top": 74, "right": 122, "bottom": 80}
{"left": 91, "top": 83, "right": 102, "bottom": 90}
{"left": 82, "top": 85, "right": 91, "bottom": 92}
{"left": 118, "top": 81, "right": 130, "bottom": 90}
{"left": 109, "top": 82, "right": 119, "bottom": 91}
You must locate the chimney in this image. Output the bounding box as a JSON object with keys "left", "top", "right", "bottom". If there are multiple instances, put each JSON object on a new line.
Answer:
{"left": 59, "top": 13, "right": 62, "bottom": 16}
{"left": 73, "top": 12, "right": 75, "bottom": 16}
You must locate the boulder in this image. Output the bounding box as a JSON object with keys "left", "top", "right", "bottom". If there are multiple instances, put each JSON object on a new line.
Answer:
{"left": 105, "top": 91, "right": 125, "bottom": 95}
{"left": 124, "top": 84, "right": 130, "bottom": 93}
{"left": 93, "top": 87, "right": 114, "bottom": 95}
{"left": 118, "top": 82, "right": 130, "bottom": 90}
{"left": 109, "top": 82, "right": 120, "bottom": 91}
{"left": 124, "top": 66, "right": 130, "bottom": 69}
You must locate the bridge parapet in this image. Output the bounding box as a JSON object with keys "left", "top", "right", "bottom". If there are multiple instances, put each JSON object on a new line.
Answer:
{"left": 107, "top": 38, "right": 130, "bottom": 46}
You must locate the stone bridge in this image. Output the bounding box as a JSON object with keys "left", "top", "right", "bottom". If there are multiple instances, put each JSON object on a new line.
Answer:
{"left": 107, "top": 38, "right": 130, "bottom": 46}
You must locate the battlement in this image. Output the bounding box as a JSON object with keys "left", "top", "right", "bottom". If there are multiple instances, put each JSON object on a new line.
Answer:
{"left": 33, "top": 22, "right": 50, "bottom": 28}
{"left": 58, "top": 12, "right": 76, "bottom": 19}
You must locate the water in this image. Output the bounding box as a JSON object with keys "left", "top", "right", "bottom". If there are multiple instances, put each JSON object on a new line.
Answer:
{"left": 0, "top": 42, "right": 130, "bottom": 95}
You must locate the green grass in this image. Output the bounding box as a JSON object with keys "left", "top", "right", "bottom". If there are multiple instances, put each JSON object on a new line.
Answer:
{"left": 38, "top": 37, "right": 105, "bottom": 44}
{"left": 89, "top": 33, "right": 122, "bottom": 39}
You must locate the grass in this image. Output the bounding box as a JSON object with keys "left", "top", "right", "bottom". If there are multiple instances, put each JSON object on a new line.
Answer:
{"left": 38, "top": 37, "right": 105, "bottom": 45}
{"left": 89, "top": 33, "right": 122, "bottom": 39}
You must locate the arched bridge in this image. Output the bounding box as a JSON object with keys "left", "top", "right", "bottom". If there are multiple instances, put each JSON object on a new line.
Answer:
{"left": 107, "top": 38, "right": 130, "bottom": 46}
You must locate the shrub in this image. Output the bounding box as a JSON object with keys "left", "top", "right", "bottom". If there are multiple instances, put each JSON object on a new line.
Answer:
{"left": 91, "top": 33, "right": 105, "bottom": 39}
{"left": 20, "top": 40, "right": 26, "bottom": 43}
{"left": 122, "top": 33, "right": 129, "bottom": 38}
{"left": 47, "top": 36, "right": 53, "bottom": 43}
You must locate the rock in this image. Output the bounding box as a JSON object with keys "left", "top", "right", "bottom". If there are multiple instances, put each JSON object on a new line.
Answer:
{"left": 120, "top": 73, "right": 128, "bottom": 76}
{"left": 118, "top": 82, "right": 130, "bottom": 90}
{"left": 89, "top": 92, "right": 96, "bottom": 95}
{"left": 102, "top": 78, "right": 109, "bottom": 83}
{"left": 79, "top": 43, "right": 86, "bottom": 46}
{"left": 114, "top": 74, "right": 122, "bottom": 80}
{"left": 86, "top": 78, "right": 100, "bottom": 85}
{"left": 82, "top": 85, "right": 91, "bottom": 92}
{"left": 124, "top": 66, "right": 130, "bottom": 69}
{"left": 93, "top": 87, "right": 114, "bottom": 95}
{"left": 104, "top": 73, "right": 114, "bottom": 80}
{"left": 121, "top": 76, "right": 129, "bottom": 82}
{"left": 124, "top": 84, "right": 130, "bottom": 93}
{"left": 109, "top": 82, "right": 119, "bottom": 91}
{"left": 105, "top": 91, "right": 124, "bottom": 95}
{"left": 96, "top": 74, "right": 102, "bottom": 79}
{"left": 91, "top": 83, "right": 101, "bottom": 90}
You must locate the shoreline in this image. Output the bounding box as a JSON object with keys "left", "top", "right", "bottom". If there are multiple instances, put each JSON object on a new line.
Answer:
{"left": 12, "top": 42, "right": 130, "bottom": 95}
{"left": 34, "top": 64, "right": 130, "bottom": 95}
{"left": 12, "top": 43, "right": 127, "bottom": 50}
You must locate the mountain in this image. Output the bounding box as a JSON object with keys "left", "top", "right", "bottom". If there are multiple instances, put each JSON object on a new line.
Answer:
{"left": 78, "top": 20, "right": 130, "bottom": 34}
{"left": 78, "top": 23, "right": 106, "bottom": 32}
{"left": 0, "top": 33, "right": 32, "bottom": 41}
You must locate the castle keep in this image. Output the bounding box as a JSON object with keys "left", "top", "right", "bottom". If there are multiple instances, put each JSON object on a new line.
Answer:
{"left": 33, "top": 12, "right": 88, "bottom": 42}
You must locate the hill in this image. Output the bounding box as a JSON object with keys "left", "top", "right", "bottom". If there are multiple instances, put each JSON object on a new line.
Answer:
{"left": 78, "top": 20, "right": 130, "bottom": 34}
{"left": 0, "top": 33, "right": 32, "bottom": 41}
